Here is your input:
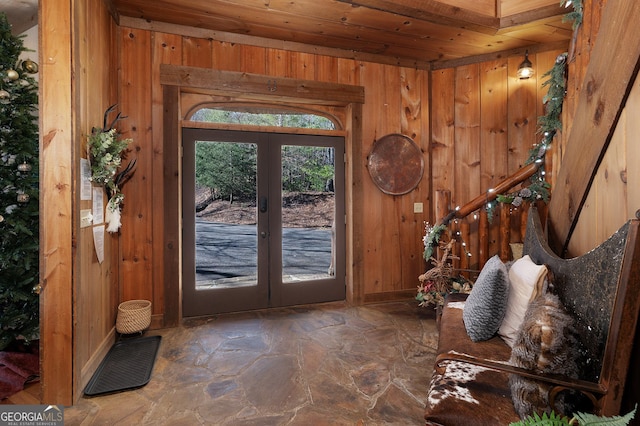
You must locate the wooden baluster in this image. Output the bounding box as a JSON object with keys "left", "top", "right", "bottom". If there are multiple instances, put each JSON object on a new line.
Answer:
{"left": 451, "top": 219, "right": 460, "bottom": 271}
{"left": 460, "top": 219, "right": 471, "bottom": 278}
{"left": 479, "top": 208, "right": 489, "bottom": 267}
{"left": 469, "top": 211, "right": 479, "bottom": 271}
{"left": 510, "top": 204, "right": 520, "bottom": 243}
{"left": 435, "top": 190, "right": 451, "bottom": 224}
{"left": 520, "top": 203, "right": 529, "bottom": 243}
{"left": 435, "top": 190, "right": 451, "bottom": 260}
{"left": 500, "top": 204, "right": 511, "bottom": 261}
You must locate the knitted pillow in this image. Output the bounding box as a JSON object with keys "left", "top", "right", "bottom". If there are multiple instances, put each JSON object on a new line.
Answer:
{"left": 463, "top": 255, "right": 510, "bottom": 342}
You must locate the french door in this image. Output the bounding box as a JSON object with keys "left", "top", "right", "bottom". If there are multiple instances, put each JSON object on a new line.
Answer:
{"left": 182, "top": 128, "right": 345, "bottom": 316}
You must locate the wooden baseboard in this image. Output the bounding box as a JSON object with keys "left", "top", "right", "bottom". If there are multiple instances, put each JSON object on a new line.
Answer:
{"left": 364, "top": 289, "right": 417, "bottom": 304}
{"left": 149, "top": 313, "right": 165, "bottom": 330}
{"left": 77, "top": 327, "right": 116, "bottom": 402}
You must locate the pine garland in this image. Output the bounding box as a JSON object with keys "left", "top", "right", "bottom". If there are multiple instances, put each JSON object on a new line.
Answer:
{"left": 538, "top": 53, "right": 568, "bottom": 137}
{"left": 488, "top": 51, "right": 567, "bottom": 220}
{"left": 562, "top": 0, "right": 584, "bottom": 30}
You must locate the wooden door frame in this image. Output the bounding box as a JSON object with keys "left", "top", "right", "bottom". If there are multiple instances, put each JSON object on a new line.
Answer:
{"left": 160, "top": 65, "right": 365, "bottom": 324}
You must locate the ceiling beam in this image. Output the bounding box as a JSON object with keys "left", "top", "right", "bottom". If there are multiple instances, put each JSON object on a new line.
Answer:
{"left": 337, "top": 0, "right": 500, "bottom": 34}
{"left": 547, "top": 1, "right": 640, "bottom": 255}
{"left": 498, "top": 3, "right": 567, "bottom": 30}
{"left": 338, "top": 0, "right": 566, "bottom": 35}
{"left": 430, "top": 39, "right": 569, "bottom": 70}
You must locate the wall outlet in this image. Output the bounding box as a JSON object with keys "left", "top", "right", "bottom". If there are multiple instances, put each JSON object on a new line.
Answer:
{"left": 80, "top": 209, "right": 93, "bottom": 228}
{"left": 413, "top": 202, "right": 423, "bottom": 213}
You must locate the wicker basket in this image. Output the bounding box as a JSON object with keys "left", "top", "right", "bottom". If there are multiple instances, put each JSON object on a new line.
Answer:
{"left": 116, "top": 299, "right": 152, "bottom": 334}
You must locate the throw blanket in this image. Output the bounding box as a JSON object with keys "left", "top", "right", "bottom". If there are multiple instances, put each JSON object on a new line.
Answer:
{"left": 0, "top": 344, "right": 39, "bottom": 400}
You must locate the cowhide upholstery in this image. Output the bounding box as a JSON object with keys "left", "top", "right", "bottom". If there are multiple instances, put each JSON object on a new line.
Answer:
{"left": 424, "top": 293, "right": 520, "bottom": 425}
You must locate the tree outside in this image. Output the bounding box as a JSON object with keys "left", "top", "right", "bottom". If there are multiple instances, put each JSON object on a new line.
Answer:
{"left": 196, "top": 141, "right": 257, "bottom": 203}
{"left": 193, "top": 108, "right": 336, "bottom": 203}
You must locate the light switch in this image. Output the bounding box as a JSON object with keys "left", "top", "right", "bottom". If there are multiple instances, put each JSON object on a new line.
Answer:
{"left": 413, "top": 202, "right": 423, "bottom": 213}
{"left": 80, "top": 209, "right": 93, "bottom": 228}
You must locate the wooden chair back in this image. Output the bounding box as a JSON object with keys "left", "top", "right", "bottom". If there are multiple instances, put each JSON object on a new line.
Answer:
{"left": 524, "top": 207, "right": 640, "bottom": 415}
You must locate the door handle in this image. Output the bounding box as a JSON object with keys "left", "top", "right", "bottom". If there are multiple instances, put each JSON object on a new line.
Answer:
{"left": 259, "top": 196, "right": 268, "bottom": 213}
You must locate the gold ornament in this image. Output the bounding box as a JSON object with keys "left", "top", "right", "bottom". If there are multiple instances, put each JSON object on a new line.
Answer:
{"left": 17, "top": 193, "right": 30, "bottom": 203}
{"left": 0, "top": 90, "right": 9, "bottom": 102}
{"left": 0, "top": 214, "right": 4, "bottom": 223}
{"left": 6, "top": 69, "right": 19, "bottom": 80}
{"left": 18, "top": 162, "right": 32, "bottom": 172}
{"left": 22, "top": 59, "right": 39, "bottom": 74}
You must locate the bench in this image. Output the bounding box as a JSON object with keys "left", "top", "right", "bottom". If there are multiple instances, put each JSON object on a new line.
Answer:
{"left": 424, "top": 207, "right": 640, "bottom": 425}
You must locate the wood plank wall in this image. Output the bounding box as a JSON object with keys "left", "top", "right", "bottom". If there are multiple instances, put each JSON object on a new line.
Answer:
{"left": 116, "top": 24, "right": 433, "bottom": 310}
{"left": 40, "top": 0, "right": 119, "bottom": 405}
{"left": 73, "top": 0, "right": 120, "bottom": 401}
{"left": 570, "top": 60, "right": 640, "bottom": 254}
{"left": 559, "top": 0, "right": 640, "bottom": 255}
{"left": 39, "top": 0, "right": 74, "bottom": 406}
{"left": 430, "top": 48, "right": 565, "bottom": 270}
{"left": 114, "top": 21, "right": 568, "bottom": 315}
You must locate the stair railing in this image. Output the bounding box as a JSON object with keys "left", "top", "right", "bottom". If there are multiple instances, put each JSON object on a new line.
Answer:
{"left": 430, "top": 161, "right": 544, "bottom": 274}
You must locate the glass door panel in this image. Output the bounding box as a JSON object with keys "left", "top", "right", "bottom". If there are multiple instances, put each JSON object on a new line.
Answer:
{"left": 280, "top": 145, "right": 335, "bottom": 283}
{"left": 269, "top": 134, "right": 345, "bottom": 307}
{"left": 195, "top": 141, "right": 258, "bottom": 290}
{"left": 182, "top": 129, "right": 269, "bottom": 316}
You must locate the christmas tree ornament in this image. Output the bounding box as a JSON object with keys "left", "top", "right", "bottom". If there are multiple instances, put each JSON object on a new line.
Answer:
{"left": 0, "top": 89, "right": 9, "bottom": 101}
{"left": 17, "top": 161, "right": 32, "bottom": 172}
{"left": 6, "top": 69, "right": 19, "bottom": 80}
{"left": 21, "top": 59, "right": 38, "bottom": 74}
{"left": 0, "top": 214, "right": 4, "bottom": 223}
{"left": 17, "top": 193, "right": 30, "bottom": 203}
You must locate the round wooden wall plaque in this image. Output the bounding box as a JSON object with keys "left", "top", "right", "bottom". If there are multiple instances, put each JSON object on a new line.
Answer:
{"left": 367, "top": 133, "right": 424, "bottom": 195}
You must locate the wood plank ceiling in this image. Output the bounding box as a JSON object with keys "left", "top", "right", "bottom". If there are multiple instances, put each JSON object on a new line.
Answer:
{"left": 109, "top": 0, "right": 573, "bottom": 69}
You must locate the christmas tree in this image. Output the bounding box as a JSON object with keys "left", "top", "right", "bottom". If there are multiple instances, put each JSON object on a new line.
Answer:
{"left": 0, "top": 12, "right": 40, "bottom": 350}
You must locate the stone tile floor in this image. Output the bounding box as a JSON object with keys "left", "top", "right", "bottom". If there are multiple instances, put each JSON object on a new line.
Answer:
{"left": 65, "top": 300, "right": 438, "bottom": 425}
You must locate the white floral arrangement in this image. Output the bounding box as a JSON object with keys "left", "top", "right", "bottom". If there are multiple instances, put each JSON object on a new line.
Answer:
{"left": 87, "top": 105, "right": 135, "bottom": 233}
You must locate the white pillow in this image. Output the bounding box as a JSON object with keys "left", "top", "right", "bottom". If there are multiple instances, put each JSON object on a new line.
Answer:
{"left": 498, "top": 255, "right": 548, "bottom": 347}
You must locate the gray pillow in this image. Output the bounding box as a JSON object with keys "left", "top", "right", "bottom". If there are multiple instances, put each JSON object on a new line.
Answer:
{"left": 463, "top": 255, "right": 509, "bottom": 342}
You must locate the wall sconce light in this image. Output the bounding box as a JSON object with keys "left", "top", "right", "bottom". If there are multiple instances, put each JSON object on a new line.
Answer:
{"left": 517, "top": 50, "right": 534, "bottom": 80}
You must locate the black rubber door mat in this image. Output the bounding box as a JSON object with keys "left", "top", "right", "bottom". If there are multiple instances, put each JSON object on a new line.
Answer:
{"left": 84, "top": 335, "right": 161, "bottom": 396}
